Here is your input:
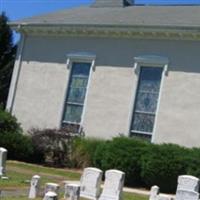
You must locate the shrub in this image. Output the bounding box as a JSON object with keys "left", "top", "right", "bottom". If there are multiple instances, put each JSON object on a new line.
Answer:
{"left": 185, "top": 147, "right": 200, "bottom": 178}
{"left": 0, "top": 132, "right": 34, "bottom": 161}
{"left": 29, "top": 127, "right": 77, "bottom": 166}
{"left": 140, "top": 143, "right": 189, "bottom": 193}
{"left": 0, "top": 108, "right": 33, "bottom": 161}
{"left": 70, "top": 137, "right": 105, "bottom": 168}
{"left": 0, "top": 107, "right": 22, "bottom": 133}
{"left": 93, "top": 136, "right": 149, "bottom": 186}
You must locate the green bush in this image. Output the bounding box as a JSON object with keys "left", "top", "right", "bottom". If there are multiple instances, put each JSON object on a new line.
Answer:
{"left": 0, "top": 132, "right": 34, "bottom": 161}
{"left": 0, "top": 108, "right": 34, "bottom": 162}
{"left": 185, "top": 147, "right": 200, "bottom": 178}
{"left": 140, "top": 143, "right": 189, "bottom": 193}
{"left": 0, "top": 108, "right": 22, "bottom": 133}
{"left": 71, "top": 137, "right": 105, "bottom": 168}
{"left": 93, "top": 137, "right": 149, "bottom": 186}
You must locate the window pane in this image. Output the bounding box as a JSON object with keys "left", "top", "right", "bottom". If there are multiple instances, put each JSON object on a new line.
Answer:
{"left": 62, "top": 61, "right": 91, "bottom": 125}
{"left": 72, "top": 63, "right": 91, "bottom": 76}
{"left": 68, "top": 87, "right": 86, "bottom": 103}
{"left": 132, "top": 113, "right": 155, "bottom": 133}
{"left": 71, "top": 77, "right": 88, "bottom": 88}
{"left": 135, "top": 92, "right": 159, "bottom": 113}
{"left": 138, "top": 67, "right": 163, "bottom": 92}
{"left": 131, "top": 66, "right": 163, "bottom": 137}
{"left": 63, "top": 104, "right": 83, "bottom": 123}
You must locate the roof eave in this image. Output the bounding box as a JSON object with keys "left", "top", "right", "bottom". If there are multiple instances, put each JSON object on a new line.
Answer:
{"left": 9, "top": 22, "right": 200, "bottom": 41}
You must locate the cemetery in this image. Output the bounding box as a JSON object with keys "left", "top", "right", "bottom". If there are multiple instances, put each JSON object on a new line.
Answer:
{"left": 1, "top": 111, "right": 200, "bottom": 200}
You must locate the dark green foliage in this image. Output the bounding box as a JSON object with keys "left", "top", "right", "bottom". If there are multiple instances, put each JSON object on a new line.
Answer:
{"left": 70, "top": 137, "right": 105, "bottom": 168}
{"left": 0, "top": 107, "right": 33, "bottom": 161}
{"left": 0, "top": 12, "right": 16, "bottom": 107}
{"left": 140, "top": 143, "right": 189, "bottom": 193}
{"left": 185, "top": 148, "right": 200, "bottom": 178}
{"left": 0, "top": 132, "right": 33, "bottom": 161}
{"left": 0, "top": 107, "right": 22, "bottom": 133}
{"left": 94, "top": 137, "right": 149, "bottom": 186}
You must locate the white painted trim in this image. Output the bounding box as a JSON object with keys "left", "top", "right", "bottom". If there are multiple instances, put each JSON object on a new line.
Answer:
{"left": 6, "top": 33, "right": 26, "bottom": 113}
{"left": 59, "top": 52, "right": 96, "bottom": 131}
{"left": 129, "top": 55, "right": 169, "bottom": 142}
{"left": 151, "top": 66, "right": 166, "bottom": 143}
{"left": 134, "top": 55, "right": 169, "bottom": 75}
{"left": 79, "top": 63, "right": 93, "bottom": 131}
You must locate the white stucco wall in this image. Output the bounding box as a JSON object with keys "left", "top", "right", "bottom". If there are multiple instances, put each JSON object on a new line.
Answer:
{"left": 9, "top": 35, "right": 200, "bottom": 147}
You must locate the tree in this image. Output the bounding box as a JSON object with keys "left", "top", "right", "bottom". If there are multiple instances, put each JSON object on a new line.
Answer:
{"left": 0, "top": 12, "right": 16, "bottom": 108}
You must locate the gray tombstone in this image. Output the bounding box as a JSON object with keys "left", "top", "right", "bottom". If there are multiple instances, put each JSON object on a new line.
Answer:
{"left": 43, "top": 191, "right": 58, "bottom": 200}
{"left": 0, "top": 148, "right": 7, "bottom": 176}
{"left": 175, "top": 175, "right": 200, "bottom": 200}
{"left": 64, "top": 183, "right": 80, "bottom": 200}
{"left": 45, "top": 183, "right": 59, "bottom": 194}
{"left": 80, "top": 167, "right": 103, "bottom": 200}
{"left": 99, "top": 169, "right": 125, "bottom": 200}
{"left": 28, "top": 175, "right": 41, "bottom": 199}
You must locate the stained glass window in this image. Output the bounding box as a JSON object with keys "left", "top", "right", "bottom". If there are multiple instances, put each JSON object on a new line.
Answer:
{"left": 62, "top": 62, "right": 91, "bottom": 125}
{"left": 131, "top": 67, "right": 163, "bottom": 138}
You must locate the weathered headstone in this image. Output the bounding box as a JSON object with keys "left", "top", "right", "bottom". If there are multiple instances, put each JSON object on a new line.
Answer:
{"left": 99, "top": 169, "right": 125, "bottom": 200}
{"left": 28, "top": 175, "right": 41, "bottom": 199}
{"left": 177, "top": 175, "right": 199, "bottom": 192}
{"left": 45, "top": 183, "right": 59, "bottom": 194}
{"left": 80, "top": 167, "right": 103, "bottom": 200}
{"left": 43, "top": 191, "right": 58, "bottom": 200}
{"left": 175, "top": 175, "right": 200, "bottom": 200}
{"left": 64, "top": 183, "right": 80, "bottom": 200}
{"left": 0, "top": 148, "right": 7, "bottom": 176}
{"left": 176, "top": 190, "right": 199, "bottom": 200}
{"left": 149, "top": 185, "right": 159, "bottom": 200}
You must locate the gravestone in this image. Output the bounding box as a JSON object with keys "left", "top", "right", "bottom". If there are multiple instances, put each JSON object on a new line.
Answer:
{"left": 43, "top": 191, "right": 58, "bottom": 200}
{"left": 28, "top": 175, "right": 41, "bottom": 199}
{"left": 149, "top": 186, "right": 174, "bottom": 200}
{"left": 176, "top": 190, "right": 199, "bottom": 200}
{"left": 64, "top": 183, "right": 80, "bottom": 200}
{"left": 0, "top": 148, "right": 7, "bottom": 176}
{"left": 99, "top": 169, "right": 125, "bottom": 200}
{"left": 149, "top": 186, "right": 159, "bottom": 200}
{"left": 45, "top": 183, "right": 59, "bottom": 194}
{"left": 177, "top": 175, "right": 199, "bottom": 192}
{"left": 175, "top": 175, "right": 200, "bottom": 200}
{"left": 80, "top": 167, "right": 103, "bottom": 200}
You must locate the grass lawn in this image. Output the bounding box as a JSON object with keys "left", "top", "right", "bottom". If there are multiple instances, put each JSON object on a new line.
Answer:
{"left": 0, "top": 161, "right": 148, "bottom": 200}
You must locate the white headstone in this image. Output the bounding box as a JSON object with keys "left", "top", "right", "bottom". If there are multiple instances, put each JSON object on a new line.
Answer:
{"left": 177, "top": 175, "right": 199, "bottom": 192}
{"left": 64, "top": 183, "right": 80, "bottom": 200}
{"left": 175, "top": 175, "right": 200, "bottom": 200}
{"left": 28, "top": 175, "right": 41, "bottom": 199}
{"left": 149, "top": 185, "right": 159, "bottom": 200}
{"left": 45, "top": 183, "right": 59, "bottom": 194}
{"left": 176, "top": 190, "right": 199, "bottom": 200}
{"left": 99, "top": 169, "right": 125, "bottom": 200}
{"left": 80, "top": 167, "right": 103, "bottom": 200}
{"left": 43, "top": 191, "right": 57, "bottom": 200}
{"left": 0, "top": 148, "right": 7, "bottom": 176}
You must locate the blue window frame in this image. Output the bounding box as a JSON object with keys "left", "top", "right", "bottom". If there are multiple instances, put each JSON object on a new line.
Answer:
{"left": 62, "top": 62, "right": 91, "bottom": 125}
{"left": 131, "top": 66, "right": 163, "bottom": 139}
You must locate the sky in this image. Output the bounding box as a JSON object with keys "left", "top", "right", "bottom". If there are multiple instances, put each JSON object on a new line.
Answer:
{"left": 1, "top": 0, "right": 200, "bottom": 42}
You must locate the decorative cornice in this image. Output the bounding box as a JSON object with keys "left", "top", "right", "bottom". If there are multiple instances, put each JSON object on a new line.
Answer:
{"left": 11, "top": 24, "right": 200, "bottom": 41}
